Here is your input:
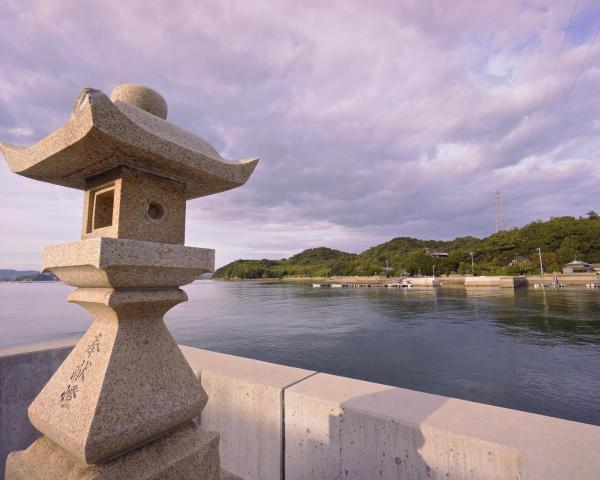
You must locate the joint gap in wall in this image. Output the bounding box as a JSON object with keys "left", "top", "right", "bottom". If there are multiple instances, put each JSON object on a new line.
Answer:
{"left": 281, "top": 372, "right": 319, "bottom": 480}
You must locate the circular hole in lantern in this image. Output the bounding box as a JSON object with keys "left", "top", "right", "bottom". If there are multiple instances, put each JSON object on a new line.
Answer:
{"left": 146, "top": 201, "right": 164, "bottom": 220}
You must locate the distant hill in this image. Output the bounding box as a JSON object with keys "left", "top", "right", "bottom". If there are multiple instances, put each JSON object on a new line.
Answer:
{"left": 288, "top": 247, "right": 355, "bottom": 264}
{"left": 0, "top": 269, "right": 39, "bottom": 281}
{"left": 213, "top": 215, "right": 600, "bottom": 279}
{"left": 0, "top": 270, "right": 58, "bottom": 282}
{"left": 214, "top": 247, "right": 355, "bottom": 279}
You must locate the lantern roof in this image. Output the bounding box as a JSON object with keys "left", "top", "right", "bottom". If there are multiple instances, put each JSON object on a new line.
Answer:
{"left": 0, "top": 84, "right": 258, "bottom": 199}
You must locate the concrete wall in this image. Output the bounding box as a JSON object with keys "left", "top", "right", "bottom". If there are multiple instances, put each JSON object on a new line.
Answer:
{"left": 464, "top": 276, "right": 527, "bottom": 288}
{"left": 406, "top": 277, "right": 441, "bottom": 287}
{"left": 0, "top": 339, "right": 75, "bottom": 477}
{"left": 2, "top": 342, "right": 600, "bottom": 480}
{"left": 526, "top": 273, "right": 598, "bottom": 286}
{"left": 285, "top": 373, "right": 600, "bottom": 479}
{"left": 181, "top": 346, "right": 315, "bottom": 480}
{"left": 464, "top": 276, "right": 503, "bottom": 287}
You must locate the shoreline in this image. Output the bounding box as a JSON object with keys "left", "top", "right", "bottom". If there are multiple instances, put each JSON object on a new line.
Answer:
{"left": 214, "top": 273, "right": 599, "bottom": 287}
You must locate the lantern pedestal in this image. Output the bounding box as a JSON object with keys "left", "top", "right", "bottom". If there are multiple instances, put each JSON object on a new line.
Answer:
{"left": 6, "top": 422, "right": 221, "bottom": 480}
{"left": 6, "top": 238, "right": 219, "bottom": 479}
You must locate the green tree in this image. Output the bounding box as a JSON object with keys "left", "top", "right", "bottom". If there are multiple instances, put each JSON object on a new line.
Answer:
{"left": 557, "top": 236, "right": 581, "bottom": 263}
{"left": 213, "top": 215, "right": 600, "bottom": 279}
{"left": 404, "top": 251, "right": 435, "bottom": 275}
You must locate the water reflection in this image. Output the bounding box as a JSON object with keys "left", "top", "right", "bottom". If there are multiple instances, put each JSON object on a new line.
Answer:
{"left": 1, "top": 281, "right": 599, "bottom": 425}
{"left": 493, "top": 288, "right": 600, "bottom": 346}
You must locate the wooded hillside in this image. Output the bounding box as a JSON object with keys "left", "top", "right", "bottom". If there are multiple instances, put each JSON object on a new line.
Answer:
{"left": 213, "top": 214, "right": 600, "bottom": 279}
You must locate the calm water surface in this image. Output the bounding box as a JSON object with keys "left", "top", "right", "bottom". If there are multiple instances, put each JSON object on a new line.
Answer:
{"left": 1, "top": 281, "right": 599, "bottom": 425}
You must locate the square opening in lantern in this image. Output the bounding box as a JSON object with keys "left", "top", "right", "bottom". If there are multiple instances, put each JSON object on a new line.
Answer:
{"left": 90, "top": 185, "right": 115, "bottom": 231}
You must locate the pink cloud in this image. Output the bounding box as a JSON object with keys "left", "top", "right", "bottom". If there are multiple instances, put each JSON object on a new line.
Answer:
{"left": 0, "top": 0, "right": 599, "bottom": 268}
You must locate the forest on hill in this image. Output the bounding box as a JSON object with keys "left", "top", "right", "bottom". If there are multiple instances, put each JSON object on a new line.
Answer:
{"left": 213, "top": 214, "right": 600, "bottom": 279}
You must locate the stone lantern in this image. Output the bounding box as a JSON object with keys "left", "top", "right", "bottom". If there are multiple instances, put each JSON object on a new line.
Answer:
{"left": 0, "top": 84, "right": 258, "bottom": 479}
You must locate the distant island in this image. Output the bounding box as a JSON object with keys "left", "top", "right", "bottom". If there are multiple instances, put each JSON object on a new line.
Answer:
{"left": 214, "top": 214, "right": 600, "bottom": 279}
{"left": 0, "top": 270, "right": 58, "bottom": 282}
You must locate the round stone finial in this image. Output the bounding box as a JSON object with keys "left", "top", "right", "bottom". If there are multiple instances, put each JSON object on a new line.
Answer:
{"left": 110, "top": 84, "right": 168, "bottom": 119}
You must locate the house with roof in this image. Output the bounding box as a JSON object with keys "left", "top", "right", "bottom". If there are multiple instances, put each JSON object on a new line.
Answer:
{"left": 562, "top": 259, "right": 594, "bottom": 274}
{"left": 506, "top": 256, "right": 528, "bottom": 267}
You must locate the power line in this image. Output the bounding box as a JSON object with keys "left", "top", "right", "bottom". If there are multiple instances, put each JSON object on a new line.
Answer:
{"left": 550, "top": 23, "right": 600, "bottom": 137}
{"left": 572, "top": 89, "right": 599, "bottom": 138}
{"left": 523, "top": 0, "right": 579, "bottom": 157}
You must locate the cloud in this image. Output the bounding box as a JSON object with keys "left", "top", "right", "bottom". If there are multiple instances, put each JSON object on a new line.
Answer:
{"left": 0, "top": 0, "right": 599, "bottom": 268}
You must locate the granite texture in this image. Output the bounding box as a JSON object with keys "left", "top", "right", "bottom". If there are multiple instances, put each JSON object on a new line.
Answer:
{"left": 220, "top": 470, "right": 243, "bottom": 480}
{"left": 82, "top": 167, "right": 187, "bottom": 244}
{"left": 26, "top": 288, "right": 206, "bottom": 464}
{"left": 0, "top": 85, "right": 259, "bottom": 199}
{"left": 42, "top": 237, "right": 214, "bottom": 288}
{"left": 6, "top": 421, "right": 220, "bottom": 480}
{"left": 110, "top": 84, "right": 168, "bottom": 120}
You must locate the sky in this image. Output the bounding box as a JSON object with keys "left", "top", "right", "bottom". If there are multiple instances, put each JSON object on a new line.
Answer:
{"left": 1, "top": 0, "right": 599, "bottom": 269}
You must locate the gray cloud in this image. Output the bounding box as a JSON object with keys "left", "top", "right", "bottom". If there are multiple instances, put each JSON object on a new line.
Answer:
{"left": 1, "top": 0, "right": 599, "bottom": 268}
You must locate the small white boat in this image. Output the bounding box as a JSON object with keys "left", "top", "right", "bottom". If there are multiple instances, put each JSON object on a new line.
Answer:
{"left": 312, "top": 284, "right": 321, "bottom": 288}
{"left": 331, "top": 284, "right": 343, "bottom": 288}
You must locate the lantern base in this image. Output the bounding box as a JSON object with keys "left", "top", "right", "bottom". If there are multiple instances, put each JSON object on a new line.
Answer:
{"left": 6, "top": 421, "right": 221, "bottom": 480}
{"left": 26, "top": 287, "right": 207, "bottom": 464}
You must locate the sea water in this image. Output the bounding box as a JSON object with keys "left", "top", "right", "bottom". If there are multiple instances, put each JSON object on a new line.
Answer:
{"left": 1, "top": 281, "right": 599, "bottom": 425}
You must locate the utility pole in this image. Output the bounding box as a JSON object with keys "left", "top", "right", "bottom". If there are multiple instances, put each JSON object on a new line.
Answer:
{"left": 470, "top": 252, "right": 474, "bottom": 274}
{"left": 537, "top": 247, "right": 544, "bottom": 276}
{"left": 432, "top": 264, "right": 436, "bottom": 278}
{"left": 383, "top": 260, "right": 393, "bottom": 278}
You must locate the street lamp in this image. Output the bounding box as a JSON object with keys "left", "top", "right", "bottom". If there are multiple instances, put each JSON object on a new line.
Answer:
{"left": 470, "top": 252, "right": 474, "bottom": 275}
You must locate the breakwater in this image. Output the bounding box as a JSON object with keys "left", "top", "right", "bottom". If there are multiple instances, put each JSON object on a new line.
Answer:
{"left": 283, "top": 273, "right": 598, "bottom": 288}
{"left": 2, "top": 340, "right": 600, "bottom": 480}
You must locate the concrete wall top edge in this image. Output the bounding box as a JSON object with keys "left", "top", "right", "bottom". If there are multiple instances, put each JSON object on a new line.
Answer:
{"left": 285, "top": 370, "right": 446, "bottom": 405}
{"left": 0, "top": 338, "right": 79, "bottom": 358}
{"left": 179, "top": 344, "right": 316, "bottom": 388}
{"left": 285, "top": 371, "right": 600, "bottom": 477}
{"left": 286, "top": 371, "right": 600, "bottom": 431}
{"left": 5, "top": 341, "right": 600, "bottom": 443}
{"left": 4, "top": 341, "right": 600, "bottom": 479}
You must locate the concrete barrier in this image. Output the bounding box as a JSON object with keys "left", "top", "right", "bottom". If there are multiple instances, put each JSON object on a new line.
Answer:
{"left": 2, "top": 342, "right": 600, "bottom": 480}
{"left": 0, "top": 339, "right": 76, "bottom": 477}
{"left": 464, "top": 276, "right": 502, "bottom": 287}
{"left": 0, "top": 341, "right": 314, "bottom": 480}
{"left": 285, "top": 373, "right": 600, "bottom": 479}
{"left": 406, "top": 277, "right": 441, "bottom": 287}
{"left": 464, "top": 276, "right": 527, "bottom": 288}
{"left": 526, "top": 273, "right": 598, "bottom": 286}
{"left": 181, "top": 346, "right": 315, "bottom": 480}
